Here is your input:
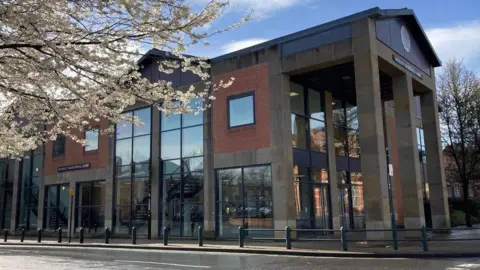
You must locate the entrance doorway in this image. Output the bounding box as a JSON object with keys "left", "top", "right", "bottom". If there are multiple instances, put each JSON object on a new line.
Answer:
{"left": 75, "top": 181, "right": 105, "bottom": 233}
{"left": 43, "top": 184, "right": 69, "bottom": 230}
{"left": 294, "top": 182, "right": 330, "bottom": 237}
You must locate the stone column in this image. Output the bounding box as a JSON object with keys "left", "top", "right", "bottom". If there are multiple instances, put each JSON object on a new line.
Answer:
{"left": 324, "top": 92, "right": 342, "bottom": 231}
{"left": 10, "top": 160, "right": 21, "bottom": 231}
{"left": 393, "top": 74, "right": 425, "bottom": 235}
{"left": 203, "top": 106, "right": 215, "bottom": 238}
{"left": 150, "top": 107, "right": 161, "bottom": 237}
{"left": 352, "top": 18, "right": 391, "bottom": 238}
{"left": 421, "top": 90, "right": 450, "bottom": 229}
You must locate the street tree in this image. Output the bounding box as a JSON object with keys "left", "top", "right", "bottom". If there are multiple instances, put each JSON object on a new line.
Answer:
{"left": 0, "top": 0, "right": 247, "bottom": 157}
{"left": 438, "top": 59, "right": 480, "bottom": 227}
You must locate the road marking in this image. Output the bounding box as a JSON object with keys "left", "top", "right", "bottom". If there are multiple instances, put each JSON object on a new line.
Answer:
{"left": 114, "top": 260, "right": 212, "bottom": 268}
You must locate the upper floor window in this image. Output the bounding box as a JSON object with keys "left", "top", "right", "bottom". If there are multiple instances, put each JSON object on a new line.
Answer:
{"left": 228, "top": 92, "right": 255, "bottom": 128}
{"left": 85, "top": 128, "right": 99, "bottom": 152}
{"left": 52, "top": 135, "right": 66, "bottom": 158}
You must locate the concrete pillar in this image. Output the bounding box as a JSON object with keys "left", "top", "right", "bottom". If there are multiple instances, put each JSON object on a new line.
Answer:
{"left": 421, "top": 90, "right": 451, "bottom": 229}
{"left": 393, "top": 74, "right": 425, "bottom": 235}
{"left": 150, "top": 107, "right": 161, "bottom": 237}
{"left": 203, "top": 106, "right": 215, "bottom": 238}
{"left": 324, "top": 92, "right": 342, "bottom": 231}
{"left": 352, "top": 18, "right": 391, "bottom": 239}
{"left": 10, "top": 160, "right": 21, "bottom": 231}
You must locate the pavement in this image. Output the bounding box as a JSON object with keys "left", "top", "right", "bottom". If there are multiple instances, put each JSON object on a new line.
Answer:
{"left": 1, "top": 245, "right": 480, "bottom": 269}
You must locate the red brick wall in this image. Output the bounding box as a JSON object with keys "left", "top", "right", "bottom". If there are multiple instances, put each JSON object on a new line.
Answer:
{"left": 44, "top": 119, "right": 110, "bottom": 176}
{"left": 213, "top": 63, "right": 270, "bottom": 154}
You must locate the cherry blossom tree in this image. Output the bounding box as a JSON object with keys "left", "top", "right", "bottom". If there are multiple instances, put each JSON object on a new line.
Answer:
{"left": 0, "top": 0, "right": 247, "bottom": 157}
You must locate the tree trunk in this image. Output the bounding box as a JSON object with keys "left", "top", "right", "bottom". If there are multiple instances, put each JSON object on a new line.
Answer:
{"left": 463, "top": 183, "right": 473, "bottom": 227}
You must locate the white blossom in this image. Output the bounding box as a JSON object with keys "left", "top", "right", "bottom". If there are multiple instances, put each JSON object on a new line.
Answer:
{"left": 0, "top": 0, "right": 249, "bottom": 158}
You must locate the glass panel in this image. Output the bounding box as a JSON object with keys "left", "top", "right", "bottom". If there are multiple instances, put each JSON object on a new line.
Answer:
{"left": 47, "top": 186, "right": 58, "bottom": 207}
{"left": 163, "top": 159, "right": 181, "bottom": 175}
{"left": 182, "top": 126, "right": 203, "bottom": 157}
{"left": 52, "top": 135, "right": 66, "bottom": 157}
{"left": 30, "top": 187, "right": 40, "bottom": 207}
{"left": 308, "top": 89, "right": 324, "bottom": 120}
{"left": 291, "top": 114, "right": 307, "bottom": 149}
{"left": 183, "top": 157, "right": 203, "bottom": 173}
{"left": 133, "top": 135, "right": 150, "bottom": 163}
{"left": 218, "top": 200, "right": 243, "bottom": 238}
{"left": 32, "top": 153, "right": 42, "bottom": 178}
{"left": 293, "top": 165, "right": 309, "bottom": 182}
{"left": 27, "top": 208, "right": 37, "bottom": 230}
{"left": 333, "top": 125, "right": 346, "bottom": 156}
{"left": 132, "top": 178, "right": 149, "bottom": 206}
{"left": 345, "top": 103, "right": 358, "bottom": 130}
{"left": 115, "top": 205, "right": 131, "bottom": 233}
{"left": 32, "top": 176, "right": 40, "bottom": 187}
{"left": 310, "top": 119, "right": 326, "bottom": 152}
{"left": 312, "top": 168, "right": 329, "bottom": 184}
{"left": 59, "top": 185, "right": 69, "bottom": 209}
{"left": 161, "top": 112, "right": 181, "bottom": 131}
{"left": 134, "top": 163, "right": 149, "bottom": 178}
{"left": 243, "top": 166, "right": 272, "bottom": 202}
{"left": 116, "top": 165, "right": 131, "bottom": 178}
{"left": 295, "top": 181, "right": 313, "bottom": 229}
{"left": 290, "top": 82, "right": 305, "bottom": 115}
{"left": 183, "top": 203, "right": 203, "bottom": 236}
{"left": 116, "top": 180, "right": 131, "bottom": 205}
{"left": 132, "top": 204, "right": 149, "bottom": 234}
{"left": 183, "top": 98, "right": 203, "bottom": 127}
{"left": 115, "top": 139, "right": 132, "bottom": 166}
{"left": 22, "top": 157, "right": 31, "bottom": 185}
{"left": 332, "top": 99, "right": 345, "bottom": 127}
{"left": 85, "top": 128, "right": 99, "bottom": 151}
{"left": 245, "top": 200, "right": 273, "bottom": 237}
{"left": 90, "top": 206, "right": 105, "bottom": 231}
{"left": 218, "top": 168, "right": 242, "bottom": 202}
{"left": 313, "top": 186, "right": 330, "bottom": 230}
{"left": 164, "top": 174, "right": 181, "bottom": 203}
{"left": 133, "top": 107, "right": 151, "bottom": 136}
{"left": 116, "top": 112, "right": 132, "bottom": 139}
{"left": 161, "top": 130, "right": 181, "bottom": 160}
{"left": 337, "top": 171, "right": 347, "bottom": 185}
{"left": 347, "top": 129, "right": 360, "bottom": 158}
{"left": 229, "top": 95, "right": 254, "bottom": 127}
{"left": 183, "top": 172, "right": 204, "bottom": 203}
{"left": 92, "top": 181, "right": 106, "bottom": 206}
{"left": 164, "top": 201, "right": 181, "bottom": 236}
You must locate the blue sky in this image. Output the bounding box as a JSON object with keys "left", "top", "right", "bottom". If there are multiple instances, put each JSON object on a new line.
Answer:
{"left": 185, "top": 0, "right": 480, "bottom": 73}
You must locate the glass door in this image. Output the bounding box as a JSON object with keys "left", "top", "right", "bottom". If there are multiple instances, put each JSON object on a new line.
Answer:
{"left": 313, "top": 184, "right": 330, "bottom": 232}
{"left": 339, "top": 186, "right": 353, "bottom": 230}
{"left": 43, "top": 184, "right": 69, "bottom": 230}
{"left": 75, "top": 181, "right": 105, "bottom": 233}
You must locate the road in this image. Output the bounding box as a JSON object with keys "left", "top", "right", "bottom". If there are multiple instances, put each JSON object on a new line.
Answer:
{"left": 0, "top": 246, "right": 479, "bottom": 269}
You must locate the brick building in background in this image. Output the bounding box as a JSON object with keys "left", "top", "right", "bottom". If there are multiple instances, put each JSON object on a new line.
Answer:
{"left": 0, "top": 7, "right": 451, "bottom": 240}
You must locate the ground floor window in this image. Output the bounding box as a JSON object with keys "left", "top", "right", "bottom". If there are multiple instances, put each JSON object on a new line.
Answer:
{"left": 43, "top": 184, "right": 69, "bottom": 230}
{"left": 75, "top": 180, "right": 105, "bottom": 233}
{"left": 216, "top": 165, "right": 273, "bottom": 238}
{"left": 294, "top": 165, "right": 331, "bottom": 237}
{"left": 337, "top": 171, "right": 364, "bottom": 229}
{"left": 114, "top": 177, "right": 150, "bottom": 235}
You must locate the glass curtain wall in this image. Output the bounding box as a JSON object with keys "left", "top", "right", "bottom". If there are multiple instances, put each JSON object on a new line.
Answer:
{"left": 161, "top": 98, "right": 204, "bottom": 237}
{"left": 75, "top": 181, "right": 105, "bottom": 233}
{"left": 43, "top": 184, "right": 69, "bottom": 230}
{"left": 115, "top": 107, "right": 151, "bottom": 234}
{"left": 0, "top": 160, "right": 13, "bottom": 229}
{"left": 333, "top": 98, "right": 364, "bottom": 229}
{"left": 17, "top": 148, "right": 42, "bottom": 230}
{"left": 217, "top": 165, "right": 273, "bottom": 238}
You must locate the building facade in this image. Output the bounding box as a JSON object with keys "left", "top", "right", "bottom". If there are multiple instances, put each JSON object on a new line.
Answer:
{"left": 0, "top": 7, "right": 450, "bottom": 240}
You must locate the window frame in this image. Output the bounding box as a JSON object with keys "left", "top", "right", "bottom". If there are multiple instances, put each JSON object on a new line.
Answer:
{"left": 52, "top": 134, "right": 66, "bottom": 158}
{"left": 227, "top": 91, "right": 256, "bottom": 129}
{"left": 84, "top": 128, "right": 100, "bottom": 152}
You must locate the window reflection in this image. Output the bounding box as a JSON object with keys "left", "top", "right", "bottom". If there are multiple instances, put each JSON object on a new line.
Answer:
{"left": 116, "top": 112, "right": 132, "bottom": 139}
{"left": 309, "top": 89, "right": 324, "bottom": 120}
{"left": 183, "top": 98, "right": 203, "bottom": 127}
{"left": 182, "top": 126, "right": 203, "bottom": 157}
{"left": 291, "top": 114, "right": 307, "bottom": 149}
{"left": 133, "top": 136, "right": 150, "bottom": 163}
{"left": 290, "top": 82, "right": 305, "bottom": 115}
{"left": 161, "top": 130, "right": 181, "bottom": 160}
{"left": 309, "top": 119, "right": 326, "bottom": 152}
{"left": 162, "top": 113, "right": 181, "bottom": 131}
{"left": 116, "top": 139, "right": 132, "bottom": 166}
{"left": 85, "top": 128, "right": 99, "bottom": 151}
{"left": 228, "top": 94, "right": 254, "bottom": 127}
{"left": 134, "top": 108, "right": 151, "bottom": 136}
{"left": 333, "top": 125, "right": 346, "bottom": 156}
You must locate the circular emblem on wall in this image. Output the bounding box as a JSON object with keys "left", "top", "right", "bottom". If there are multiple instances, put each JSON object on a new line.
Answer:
{"left": 401, "top": 25, "right": 411, "bottom": 53}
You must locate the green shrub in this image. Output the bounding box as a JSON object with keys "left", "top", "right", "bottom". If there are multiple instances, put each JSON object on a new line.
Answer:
{"left": 450, "top": 210, "right": 466, "bottom": 227}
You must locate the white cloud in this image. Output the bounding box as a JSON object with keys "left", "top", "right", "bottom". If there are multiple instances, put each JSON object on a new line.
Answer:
{"left": 221, "top": 38, "right": 268, "bottom": 54}
{"left": 426, "top": 21, "right": 480, "bottom": 65}
{"left": 191, "top": 0, "right": 303, "bottom": 16}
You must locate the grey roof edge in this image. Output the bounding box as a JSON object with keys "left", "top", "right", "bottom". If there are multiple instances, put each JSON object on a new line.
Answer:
{"left": 210, "top": 7, "right": 383, "bottom": 63}
{"left": 137, "top": 48, "right": 206, "bottom": 66}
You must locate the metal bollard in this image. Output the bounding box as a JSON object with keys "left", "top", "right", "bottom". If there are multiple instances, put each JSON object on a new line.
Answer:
{"left": 392, "top": 226, "right": 398, "bottom": 251}
{"left": 340, "top": 227, "right": 348, "bottom": 251}
{"left": 58, "top": 228, "right": 63, "bottom": 243}
{"left": 198, "top": 226, "right": 203, "bottom": 247}
{"left": 163, "top": 227, "right": 169, "bottom": 246}
{"left": 79, "top": 227, "right": 84, "bottom": 244}
{"left": 104, "top": 227, "right": 109, "bottom": 244}
{"left": 421, "top": 225, "right": 428, "bottom": 252}
{"left": 285, "top": 226, "right": 292, "bottom": 250}
{"left": 132, "top": 227, "right": 137, "bottom": 245}
{"left": 37, "top": 229, "right": 42, "bottom": 243}
{"left": 20, "top": 228, "right": 25, "bottom": 243}
{"left": 3, "top": 229, "right": 7, "bottom": 242}
{"left": 238, "top": 226, "right": 244, "bottom": 248}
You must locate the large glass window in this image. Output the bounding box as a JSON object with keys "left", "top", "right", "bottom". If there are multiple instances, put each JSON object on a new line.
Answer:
{"left": 217, "top": 165, "right": 272, "bottom": 238}
{"left": 228, "top": 93, "right": 255, "bottom": 128}
{"left": 75, "top": 181, "right": 105, "bottom": 233}
{"left": 161, "top": 98, "right": 204, "bottom": 237}
{"left": 0, "top": 160, "right": 14, "bottom": 229}
{"left": 43, "top": 184, "right": 69, "bottom": 230}
{"left": 337, "top": 171, "right": 364, "bottom": 229}
{"left": 85, "top": 129, "right": 99, "bottom": 152}
{"left": 333, "top": 100, "right": 360, "bottom": 158}
{"left": 114, "top": 107, "right": 151, "bottom": 235}
{"left": 17, "top": 149, "right": 42, "bottom": 230}
{"left": 290, "top": 82, "right": 326, "bottom": 153}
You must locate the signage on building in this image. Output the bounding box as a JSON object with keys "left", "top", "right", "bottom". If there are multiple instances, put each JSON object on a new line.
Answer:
{"left": 57, "top": 163, "right": 91, "bottom": 173}
{"left": 393, "top": 55, "right": 423, "bottom": 79}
